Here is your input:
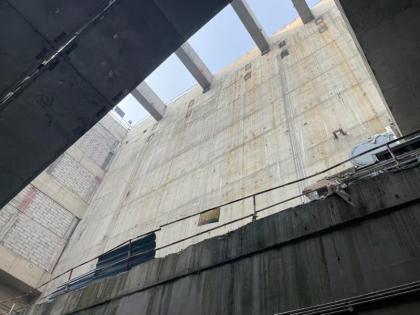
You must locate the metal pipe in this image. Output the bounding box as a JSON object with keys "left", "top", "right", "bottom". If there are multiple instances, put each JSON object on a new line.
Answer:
{"left": 2, "top": 130, "right": 420, "bottom": 307}
{"left": 127, "top": 239, "right": 132, "bottom": 270}
{"left": 252, "top": 195, "right": 257, "bottom": 221}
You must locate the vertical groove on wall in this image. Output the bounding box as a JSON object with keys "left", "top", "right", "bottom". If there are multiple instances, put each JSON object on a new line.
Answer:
{"left": 277, "top": 55, "right": 307, "bottom": 201}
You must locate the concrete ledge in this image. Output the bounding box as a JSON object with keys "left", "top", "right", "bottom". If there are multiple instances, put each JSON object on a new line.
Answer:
{"left": 26, "top": 167, "right": 420, "bottom": 314}
{"left": 0, "top": 246, "right": 46, "bottom": 291}
{"left": 32, "top": 173, "right": 87, "bottom": 219}
{"left": 65, "top": 146, "right": 105, "bottom": 179}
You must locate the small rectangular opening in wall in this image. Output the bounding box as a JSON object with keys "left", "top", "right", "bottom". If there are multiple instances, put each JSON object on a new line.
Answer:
{"left": 244, "top": 72, "right": 252, "bottom": 81}
{"left": 198, "top": 208, "right": 220, "bottom": 226}
{"left": 114, "top": 106, "right": 125, "bottom": 118}
{"left": 101, "top": 151, "right": 114, "bottom": 170}
{"left": 280, "top": 49, "right": 289, "bottom": 59}
{"left": 278, "top": 40, "right": 286, "bottom": 48}
{"left": 319, "top": 24, "right": 328, "bottom": 33}
{"left": 46, "top": 154, "right": 64, "bottom": 175}
{"left": 185, "top": 100, "right": 195, "bottom": 119}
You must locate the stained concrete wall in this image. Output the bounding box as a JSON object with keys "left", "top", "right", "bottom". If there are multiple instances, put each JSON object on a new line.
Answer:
{"left": 46, "top": 0, "right": 396, "bottom": 289}
{"left": 25, "top": 166, "right": 420, "bottom": 315}
{"left": 0, "top": 113, "right": 127, "bottom": 310}
{"left": 337, "top": 0, "right": 420, "bottom": 135}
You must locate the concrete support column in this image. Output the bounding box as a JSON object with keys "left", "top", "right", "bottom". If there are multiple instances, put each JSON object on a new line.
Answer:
{"left": 132, "top": 82, "right": 166, "bottom": 121}
{"left": 231, "top": 0, "right": 270, "bottom": 55}
{"left": 175, "top": 42, "right": 213, "bottom": 92}
{"left": 292, "top": 0, "right": 314, "bottom": 24}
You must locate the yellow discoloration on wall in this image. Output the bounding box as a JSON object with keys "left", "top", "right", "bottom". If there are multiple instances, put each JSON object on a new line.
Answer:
{"left": 47, "top": 0, "right": 393, "bottom": 294}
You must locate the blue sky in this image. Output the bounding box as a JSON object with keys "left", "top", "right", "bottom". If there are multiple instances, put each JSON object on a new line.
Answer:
{"left": 117, "top": 0, "right": 319, "bottom": 124}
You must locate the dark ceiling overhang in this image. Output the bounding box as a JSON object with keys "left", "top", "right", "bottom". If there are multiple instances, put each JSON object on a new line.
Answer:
{"left": 0, "top": 0, "right": 232, "bottom": 208}
{"left": 337, "top": 0, "right": 420, "bottom": 135}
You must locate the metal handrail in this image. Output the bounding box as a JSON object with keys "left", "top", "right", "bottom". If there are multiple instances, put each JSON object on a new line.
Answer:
{"left": 275, "top": 280, "right": 420, "bottom": 315}
{"left": 1, "top": 129, "right": 420, "bottom": 309}
{"left": 161, "top": 129, "right": 420, "bottom": 227}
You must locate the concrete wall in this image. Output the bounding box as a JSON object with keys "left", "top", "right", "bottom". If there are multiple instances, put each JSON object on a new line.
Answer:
{"left": 0, "top": 271, "right": 35, "bottom": 313}
{"left": 0, "top": 113, "right": 127, "bottom": 309}
{"left": 48, "top": 0, "right": 394, "bottom": 291}
{"left": 337, "top": 0, "right": 420, "bottom": 135}
{"left": 25, "top": 166, "right": 420, "bottom": 315}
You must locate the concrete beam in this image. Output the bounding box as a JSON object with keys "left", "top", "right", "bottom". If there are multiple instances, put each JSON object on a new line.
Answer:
{"left": 131, "top": 82, "right": 166, "bottom": 121}
{"left": 231, "top": 0, "right": 270, "bottom": 55}
{"left": 291, "top": 0, "right": 314, "bottom": 24}
{"left": 175, "top": 42, "right": 213, "bottom": 92}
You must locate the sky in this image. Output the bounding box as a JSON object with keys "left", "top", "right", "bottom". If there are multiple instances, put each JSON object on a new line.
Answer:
{"left": 117, "top": 0, "right": 319, "bottom": 125}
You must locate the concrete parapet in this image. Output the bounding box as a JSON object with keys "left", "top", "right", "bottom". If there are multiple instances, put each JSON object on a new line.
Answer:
{"left": 25, "top": 167, "right": 420, "bottom": 314}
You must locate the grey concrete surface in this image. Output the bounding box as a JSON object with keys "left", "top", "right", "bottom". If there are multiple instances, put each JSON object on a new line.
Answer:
{"left": 0, "top": 0, "right": 232, "bottom": 211}
{"left": 338, "top": 0, "right": 420, "bottom": 135}
{"left": 231, "top": 0, "right": 270, "bottom": 54}
{"left": 132, "top": 83, "right": 167, "bottom": 121}
{"left": 24, "top": 166, "right": 420, "bottom": 314}
{"left": 49, "top": 1, "right": 393, "bottom": 282}
{"left": 0, "top": 113, "right": 127, "bottom": 309}
{"left": 175, "top": 42, "right": 214, "bottom": 92}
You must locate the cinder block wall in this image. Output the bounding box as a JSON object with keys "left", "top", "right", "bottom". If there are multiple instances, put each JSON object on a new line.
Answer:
{"left": 0, "top": 114, "right": 127, "bottom": 307}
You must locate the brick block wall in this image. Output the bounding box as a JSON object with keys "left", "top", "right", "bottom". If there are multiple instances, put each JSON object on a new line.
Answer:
{"left": 0, "top": 114, "right": 127, "bottom": 275}
{"left": 0, "top": 185, "right": 76, "bottom": 271}
{"left": 47, "top": 154, "right": 100, "bottom": 203}
{"left": 13, "top": 186, "right": 74, "bottom": 238}
{"left": 0, "top": 205, "right": 18, "bottom": 233}
{"left": 2, "top": 215, "right": 64, "bottom": 271}
{"left": 76, "top": 124, "right": 120, "bottom": 168}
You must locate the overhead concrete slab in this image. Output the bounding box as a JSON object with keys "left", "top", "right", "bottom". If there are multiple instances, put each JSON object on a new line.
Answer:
{"left": 0, "top": 0, "right": 51, "bottom": 96}
{"left": 68, "top": 1, "right": 184, "bottom": 104}
{"left": 155, "top": 0, "right": 231, "bottom": 37}
{"left": 0, "top": 0, "right": 232, "bottom": 209}
{"left": 68, "top": 0, "right": 232, "bottom": 104}
{"left": 0, "top": 59, "right": 111, "bottom": 210}
{"left": 7, "top": 0, "right": 107, "bottom": 46}
{"left": 338, "top": 0, "right": 420, "bottom": 134}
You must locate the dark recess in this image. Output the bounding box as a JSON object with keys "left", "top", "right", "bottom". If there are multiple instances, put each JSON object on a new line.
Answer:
{"left": 338, "top": 0, "right": 420, "bottom": 135}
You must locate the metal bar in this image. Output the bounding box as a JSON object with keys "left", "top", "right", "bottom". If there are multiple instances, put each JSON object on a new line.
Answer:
{"left": 275, "top": 281, "right": 420, "bottom": 315}
{"left": 157, "top": 214, "right": 254, "bottom": 251}
{"left": 0, "top": 229, "right": 161, "bottom": 305}
{"left": 127, "top": 239, "right": 132, "bottom": 271}
{"left": 66, "top": 269, "right": 73, "bottom": 292}
{"left": 256, "top": 193, "right": 304, "bottom": 214}
{"left": 252, "top": 195, "right": 257, "bottom": 221}
{"left": 386, "top": 144, "right": 400, "bottom": 167}
{"left": 8, "top": 304, "right": 15, "bottom": 315}
{"left": 3, "top": 130, "right": 420, "bottom": 307}
{"left": 161, "top": 129, "right": 420, "bottom": 229}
